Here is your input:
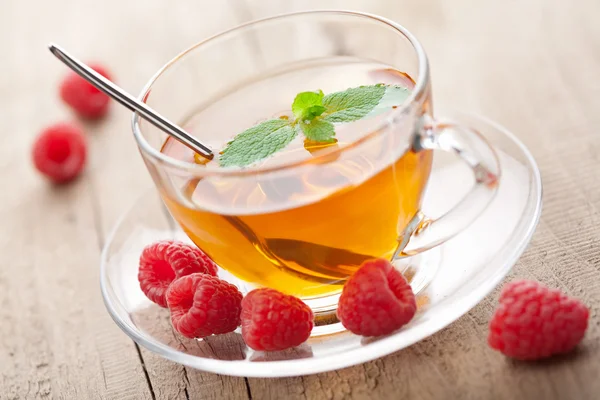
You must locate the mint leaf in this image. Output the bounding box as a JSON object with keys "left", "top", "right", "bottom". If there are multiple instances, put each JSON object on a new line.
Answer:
{"left": 302, "top": 105, "right": 326, "bottom": 120}
{"left": 220, "top": 119, "right": 298, "bottom": 167}
{"left": 367, "top": 85, "right": 411, "bottom": 117}
{"left": 301, "top": 119, "right": 335, "bottom": 142}
{"left": 292, "top": 90, "right": 324, "bottom": 119}
{"left": 322, "top": 85, "right": 386, "bottom": 123}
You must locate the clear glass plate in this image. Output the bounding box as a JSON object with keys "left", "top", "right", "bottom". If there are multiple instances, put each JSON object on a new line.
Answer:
{"left": 100, "top": 113, "right": 542, "bottom": 377}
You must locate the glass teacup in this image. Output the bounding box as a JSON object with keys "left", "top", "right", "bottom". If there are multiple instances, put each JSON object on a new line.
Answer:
{"left": 133, "top": 11, "right": 499, "bottom": 311}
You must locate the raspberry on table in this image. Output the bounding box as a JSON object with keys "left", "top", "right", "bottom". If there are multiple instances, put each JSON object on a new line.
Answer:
{"left": 337, "top": 258, "right": 416, "bottom": 337}
{"left": 138, "top": 240, "right": 218, "bottom": 307}
{"left": 167, "top": 273, "right": 243, "bottom": 339}
{"left": 241, "top": 288, "right": 314, "bottom": 351}
{"left": 32, "top": 122, "right": 87, "bottom": 184}
{"left": 59, "top": 63, "right": 112, "bottom": 119}
{"left": 488, "top": 280, "right": 589, "bottom": 360}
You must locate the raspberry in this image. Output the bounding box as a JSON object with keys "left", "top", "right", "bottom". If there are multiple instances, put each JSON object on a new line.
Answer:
{"left": 32, "top": 122, "right": 87, "bottom": 184}
{"left": 59, "top": 63, "right": 111, "bottom": 119}
{"left": 337, "top": 258, "right": 416, "bottom": 337}
{"left": 488, "top": 280, "right": 589, "bottom": 360}
{"left": 138, "top": 240, "right": 218, "bottom": 307}
{"left": 241, "top": 288, "right": 314, "bottom": 351}
{"left": 167, "top": 273, "right": 242, "bottom": 338}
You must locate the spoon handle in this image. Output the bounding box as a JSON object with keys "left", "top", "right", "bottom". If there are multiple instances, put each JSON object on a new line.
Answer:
{"left": 48, "top": 43, "right": 213, "bottom": 159}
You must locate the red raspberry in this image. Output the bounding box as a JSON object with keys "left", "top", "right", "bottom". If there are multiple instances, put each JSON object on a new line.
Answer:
{"left": 241, "top": 288, "right": 314, "bottom": 351}
{"left": 167, "top": 273, "right": 242, "bottom": 338}
{"left": 59, "top": 63, "right": 111, "bottom": 119}
{"left": 337, "top": 258, "right": 416, "bottom": 337}
{"left": 138, "top": 241, "right": 218, "bottom": 307}
{"left": 32, "top": 122, "right": 87, "bottom": 184}
{"left": 488, "top": 280, "right": 589, "bottom": 360}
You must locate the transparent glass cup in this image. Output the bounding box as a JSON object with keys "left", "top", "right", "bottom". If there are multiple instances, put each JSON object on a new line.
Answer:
{"left": 132, "top": 11, "right": 500, "bottom": 313}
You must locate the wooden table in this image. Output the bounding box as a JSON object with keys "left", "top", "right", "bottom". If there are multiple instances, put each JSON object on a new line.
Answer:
{"left": 2, "top": 0, "right": 599, "bottom": 399}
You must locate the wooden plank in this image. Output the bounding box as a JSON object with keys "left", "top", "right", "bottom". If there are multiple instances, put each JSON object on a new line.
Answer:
{"left": 0, "top": 2, "right": 154, "bottom": 398}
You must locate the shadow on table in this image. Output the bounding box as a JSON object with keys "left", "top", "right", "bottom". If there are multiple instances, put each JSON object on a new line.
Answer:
{"left": 130, "top": 305, "right": 247, "bottom": 361}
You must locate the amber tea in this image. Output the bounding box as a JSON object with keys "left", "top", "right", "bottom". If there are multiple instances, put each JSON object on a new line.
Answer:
{"left": 160, "top": 61, "right": 433, "bottom": 298}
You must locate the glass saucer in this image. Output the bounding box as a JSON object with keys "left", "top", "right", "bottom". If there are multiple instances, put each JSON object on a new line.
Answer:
{"left": 100, "top": 112, "right": 542, "bottom": 377}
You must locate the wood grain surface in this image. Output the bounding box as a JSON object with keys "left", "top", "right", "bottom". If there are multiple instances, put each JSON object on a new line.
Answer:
{"left": 1, "top": 0, "right": 599, "bottom": 399}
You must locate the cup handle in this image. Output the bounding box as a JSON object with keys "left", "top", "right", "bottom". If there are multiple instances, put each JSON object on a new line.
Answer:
{"left": 395, "top": 117, "right": 501, "bottom": 258}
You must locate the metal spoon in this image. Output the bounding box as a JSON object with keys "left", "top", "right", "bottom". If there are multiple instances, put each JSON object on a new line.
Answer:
{"left": 48, "top": 43, "right": 214, "bottom": 159}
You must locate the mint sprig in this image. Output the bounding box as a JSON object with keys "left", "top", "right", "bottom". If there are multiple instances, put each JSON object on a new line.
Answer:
{"left": 219, "top": 84, "right": 410, "bottom": 167}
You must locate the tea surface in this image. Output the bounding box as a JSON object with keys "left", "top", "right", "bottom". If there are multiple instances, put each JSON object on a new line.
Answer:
{"left": 161, "top": 60, "right": 432, "bottom": 297}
